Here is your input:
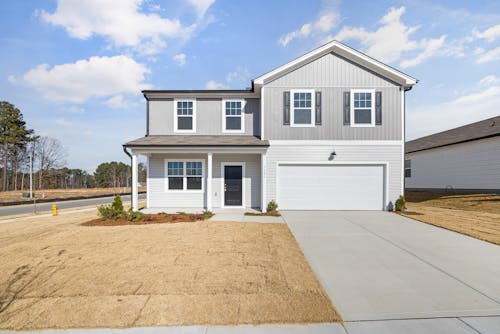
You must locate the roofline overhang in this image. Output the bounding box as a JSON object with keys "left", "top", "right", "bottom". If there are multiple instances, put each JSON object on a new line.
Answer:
{"left": 253, "top": 40, "right": 418, "bottom": 88}
{"left": 405, "top": 133, "right": 500, "bottom": 154}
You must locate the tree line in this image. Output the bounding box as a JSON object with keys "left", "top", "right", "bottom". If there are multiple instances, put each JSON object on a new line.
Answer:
{"left": 0, "top": 101, "right": 145, "bottom": 192}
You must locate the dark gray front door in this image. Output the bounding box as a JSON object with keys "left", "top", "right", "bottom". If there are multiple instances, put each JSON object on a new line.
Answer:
{"left": 224, "top": 165, "right": 242, "bottom": 206}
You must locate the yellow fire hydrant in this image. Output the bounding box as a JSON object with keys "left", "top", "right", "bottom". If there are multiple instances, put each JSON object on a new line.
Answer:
{"left": 52, "top": 204, "right": 58, "bottom": 216}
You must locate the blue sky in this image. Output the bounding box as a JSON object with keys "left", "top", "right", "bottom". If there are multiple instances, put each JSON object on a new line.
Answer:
{"left": 1, "top": 0, "right": 499, "bottom": 171}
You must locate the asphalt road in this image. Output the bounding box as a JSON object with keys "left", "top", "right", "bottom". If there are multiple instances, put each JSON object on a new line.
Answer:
{"left": 0, "top": 193, "right": 146, "bottom": 217}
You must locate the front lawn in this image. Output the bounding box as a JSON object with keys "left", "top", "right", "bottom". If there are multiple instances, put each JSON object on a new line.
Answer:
{"left": 402, "top": 191, "right": 500, "bottom": 245}
{"left": 0, "top": 210, "right": 340, "bottom": 330}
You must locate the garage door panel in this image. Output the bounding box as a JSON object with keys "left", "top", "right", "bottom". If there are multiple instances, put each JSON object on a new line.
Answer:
{"left": 278, "top": 164, "right": 384, "bottom": 210}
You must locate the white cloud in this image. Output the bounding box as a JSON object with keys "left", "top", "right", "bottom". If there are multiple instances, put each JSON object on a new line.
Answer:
{"left": 173, "top": 53, "right": 187, "bottom": 66}
{"left": 55, "top": 118, "right": 73, "bottom": 126}
{"left": 475, "top": 24, "right": 500, "bottom": 42}
{"left": 7, "top": 75, "right": 17, "bottom": 84}
{"left": 19, "top": 55, "right": 151, "bottom": 103}
{"left": 334, "top": 6, "right": 451, "bottom": 67}
{"left": 400, "top": 36, "right": 446, "bottom": 68}
{"left": 63, "top": 106, "right": 85, "bottom": 113}
{"left": 407, "top": 79, "right": 500, "bottom": 139}
{"left": 452, "top": 86, "right": 500, "bottom": 104}
{"left": 205, "top": 80, "right": 227, "bottom": 89}
{"left": 279, "top": 12, "right": 339, "bottom": 47}
{"left": 225, "top": 67, "right": 251, "bottom": 83}
{"left": 478, "top": 75, "right": 499, "bottom": 87}
{"left": 106, "top": 95, "right": 128, "bottom": 108}
{"left": 187, "top": 0, "right": 215, "bottom": 18}
{"left": 476, "top": 46, "right": 500, "bottom": 64}
{"left": 39, "top": 0, "right": 192, "bottom": 55}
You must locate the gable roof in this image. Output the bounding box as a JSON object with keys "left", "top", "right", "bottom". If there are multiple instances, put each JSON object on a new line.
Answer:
{"left": 406, "top": 115, "right": 500, "bottom": 153}
{"left": 253, "top": 40, "right": 418, "bottom": 89}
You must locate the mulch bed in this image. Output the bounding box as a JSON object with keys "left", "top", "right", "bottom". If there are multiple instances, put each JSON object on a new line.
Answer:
{"left": 81, "top": 213, "right": 206, "bottom": 226}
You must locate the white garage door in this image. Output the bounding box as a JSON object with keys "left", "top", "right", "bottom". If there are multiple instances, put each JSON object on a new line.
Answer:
{"left": 278, "top": 164, "right": 384, "bottom": 210}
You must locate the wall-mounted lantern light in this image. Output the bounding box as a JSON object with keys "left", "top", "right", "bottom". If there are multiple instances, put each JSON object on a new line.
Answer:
{"left": 328, "top": 151, "right": 337, "bottom": 161}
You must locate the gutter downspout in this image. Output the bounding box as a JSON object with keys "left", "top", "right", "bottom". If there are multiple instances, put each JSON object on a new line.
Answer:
{"left": 122, "top": 145, "right": 133, "bottom": 210}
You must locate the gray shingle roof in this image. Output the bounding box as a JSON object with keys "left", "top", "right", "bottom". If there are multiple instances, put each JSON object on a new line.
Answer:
{"left": 124, "top": 135, "right": 269, "bottom": 147}
{"left": 406, "top": 115, "right": 500, "bottom": 153}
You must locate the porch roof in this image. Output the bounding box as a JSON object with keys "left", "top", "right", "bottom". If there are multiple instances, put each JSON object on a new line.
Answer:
{"left": 124, "top": 135, "right": 269, "bottom": 148}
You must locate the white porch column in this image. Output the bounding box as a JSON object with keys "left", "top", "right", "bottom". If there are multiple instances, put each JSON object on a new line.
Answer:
{"left": 207, "top": 152, "right": 213, "bottom": 210}
{"left": 131, "top": 153, "right": 138, "bottom": 211}
{"left": 261, "top": 152, "right": 267, "bottom": 212}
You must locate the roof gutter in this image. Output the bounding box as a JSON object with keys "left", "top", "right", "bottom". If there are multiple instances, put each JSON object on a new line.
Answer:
{"left": 122, "top": 145, "right": 134, "bottom": 210}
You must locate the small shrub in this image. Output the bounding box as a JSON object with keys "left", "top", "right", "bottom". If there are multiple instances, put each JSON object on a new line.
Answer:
{"left": 126, "top": 209, "right": 144, "bottom": 222}
{"left": 97, "top": 195, "right": 126, "bottom": 219}
{"left": 97, "top": 205, "right": 116, "bottom": 219}
{"left": 111, "top": 195, "right": 124, "bottom": 212}
{"left": 267, "top": 200, "right": 278, "bottom": 212}
{"left": 202, "top": 210, "right": 214, "bottom": 220}
{"left": 395, "top": 195, "right": 406, "bottom": 212}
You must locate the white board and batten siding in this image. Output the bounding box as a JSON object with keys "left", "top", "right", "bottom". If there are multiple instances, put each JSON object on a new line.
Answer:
{"left": 406, "top": 136, "right": 500, "bottom": 190}
{"left": 265, "top": 142, "right": 403, "bottom": 210}
{"left": 147, "top": 153, "right": 261, "bottom": 209}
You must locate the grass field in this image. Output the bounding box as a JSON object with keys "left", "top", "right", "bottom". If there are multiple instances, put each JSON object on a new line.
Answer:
{"left": 0, "top": 210, "right": 340, "bottom": 330}
{"left": 0, "top": 187, "right": 146, "bottom": 204}
{"left": 402, "top": 191, "right": 500, "bottom": 245}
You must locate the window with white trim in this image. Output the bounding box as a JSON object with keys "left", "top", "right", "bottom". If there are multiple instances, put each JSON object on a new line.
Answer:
{"left": 175, "top": 100, "right": 195, "bottom": 132}
{"left": 351, "top": 89, "right": 375, "bottom": 127}
{"left": 166, "top": 160, "right": 203, "bottom": 191}
{"left": 223, "top": 100, "right": 244, "bottom": 132}
{"left": 291, "top": 90, "right": 315, "bottom": 127}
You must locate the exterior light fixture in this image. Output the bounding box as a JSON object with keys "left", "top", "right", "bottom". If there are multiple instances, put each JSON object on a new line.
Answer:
{"left": 328, "top": 151, "right": 337, "bottom": 160}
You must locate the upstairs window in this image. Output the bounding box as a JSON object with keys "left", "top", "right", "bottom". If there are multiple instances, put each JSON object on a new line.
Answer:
{"left": 223, "top": 100, "right": 244, "bottom": 132}
{"left": 351, "top": 89, "right": 375, "bottom": 127}
{"left": 291, "top": 90, "right": 315, "bottom": 127}
{"left": 175, "top": 100, "right": 196, "bottom": 132}
{"left": 166, "top": 160, "right": 203, "bottom": 191}
{"left": 405, "top": 159, "right": 411, "bottom": 178}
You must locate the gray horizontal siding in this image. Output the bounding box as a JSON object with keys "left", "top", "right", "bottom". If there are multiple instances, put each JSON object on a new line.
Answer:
{"left": 212, "top": 154, "right": 261, "bottom": 208}
{"left": 264, "top": 87, "right": 401, "bottom": 140}
{"left": 405, "top": 136, "right": 500, "bottom": 190}
{"left": 148, "top": 98, "right": 260, "bottom": 136}
{"left": 148, "top": 154, "right": 206, "bottom": 208}
{"left": 147, "top": 153, "right": 261, "bottom": 209}
{"left": 265, "top": 144, "right": 403, "bottom": 208}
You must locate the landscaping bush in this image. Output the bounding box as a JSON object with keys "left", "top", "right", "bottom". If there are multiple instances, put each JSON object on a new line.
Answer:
{"left": 395, "top": 195, "right": 407, "bottom": 212}
{"left": 267, "top": 200, "right": 278, "bottom": 212}
{"left": 111, "top": 195, "right": 124, "bottom": 212}
{"left": 126, "top": 209, "right": 144, "bottom": 222}
{"left": 202, "top": 210, "right": 214, "bottom": 219}
{"left": 97, "top": 195, "right": 126, "bottom": 219}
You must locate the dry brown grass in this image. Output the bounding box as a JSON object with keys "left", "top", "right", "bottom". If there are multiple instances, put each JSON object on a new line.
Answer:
{"left": 405, "top": 191, "right": 500, "bottom": 214}
{"left": 0, "top": 187, "right": 146, "bottom": 204}
{"left": 402, "top": 191, "right": 500, "bottom": 245}
{"left": 0, "top": 211, "right": 340, "bottom": 330}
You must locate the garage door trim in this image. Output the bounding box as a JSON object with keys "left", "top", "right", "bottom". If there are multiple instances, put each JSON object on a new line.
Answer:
{"left": 276, "top": 161, "right": 389, "bottom": 210}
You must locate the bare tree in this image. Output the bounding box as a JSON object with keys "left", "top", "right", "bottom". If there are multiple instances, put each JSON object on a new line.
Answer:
{"left": 34, "top": 136, "right": 67, "bottom": 189}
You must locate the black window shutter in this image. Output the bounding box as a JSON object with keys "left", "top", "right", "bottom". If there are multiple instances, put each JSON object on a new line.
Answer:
{"left": 375, "top": 91, "right": 382, "bottom": 125}
{"left": 315, "top": 91, "right": 322, "bottom": 125}
{"left": 283, "top": 91, "right": 290, "bottom": 125}
{"left": 343, "top": 91, "right": 350, "bottom": 125}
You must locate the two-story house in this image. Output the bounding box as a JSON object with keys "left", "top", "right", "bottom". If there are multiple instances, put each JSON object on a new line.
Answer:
{"left": 124, "top": 40, "right": 417, "bottom": 212}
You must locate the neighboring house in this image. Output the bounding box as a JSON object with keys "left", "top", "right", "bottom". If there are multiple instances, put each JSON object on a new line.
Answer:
{"left": 405, "top": 116, "right": 500, "bottom": 192}
{"left": 124, "top": 40, "right": 417, "bottom": 211}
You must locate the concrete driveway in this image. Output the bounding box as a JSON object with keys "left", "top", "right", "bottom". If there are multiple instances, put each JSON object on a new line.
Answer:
{"left": 283, "top": 211, "right": 500, "bottom": 325}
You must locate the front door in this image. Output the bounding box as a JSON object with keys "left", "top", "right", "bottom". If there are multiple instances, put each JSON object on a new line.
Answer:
{"left": 224, "top": 165, "right": 242, "bottom": 206}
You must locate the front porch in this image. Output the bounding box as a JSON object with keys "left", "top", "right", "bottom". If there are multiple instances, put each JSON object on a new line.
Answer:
{"left": 124, "top": 135, "right": 269, "bottom": 212}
